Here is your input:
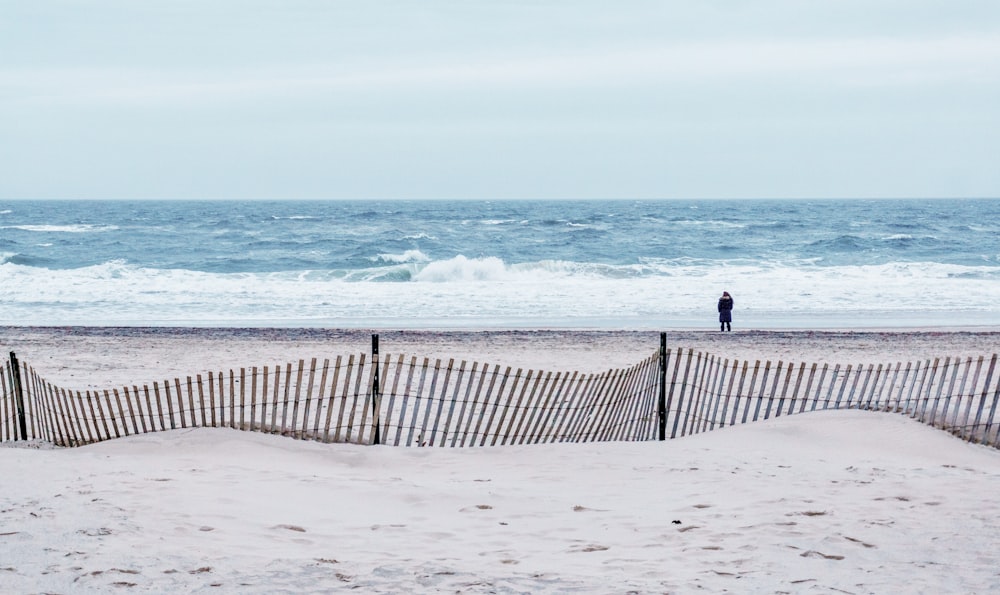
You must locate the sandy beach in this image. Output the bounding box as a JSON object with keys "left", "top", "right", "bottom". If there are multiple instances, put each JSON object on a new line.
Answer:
{"left": 3, "top": 326, "right": 1000, "bottom": 592}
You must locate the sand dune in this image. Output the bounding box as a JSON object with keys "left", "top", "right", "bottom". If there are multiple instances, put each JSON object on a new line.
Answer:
{"left": 2, "top": 327, "right": 1000, "bottom": 592}
{"left": 2, "top": 410, "right": 999, "bottom": 592}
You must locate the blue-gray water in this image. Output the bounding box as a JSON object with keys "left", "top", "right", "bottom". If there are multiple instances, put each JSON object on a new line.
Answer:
{"left": 2, "top": 199, "right": 998, "bottom": 328}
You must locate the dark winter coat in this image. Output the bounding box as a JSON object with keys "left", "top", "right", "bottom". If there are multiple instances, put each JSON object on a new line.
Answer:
{"left": 718, "top": 296, "right": 734, "bottom": 323}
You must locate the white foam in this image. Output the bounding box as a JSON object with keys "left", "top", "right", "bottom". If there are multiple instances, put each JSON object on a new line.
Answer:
{"left": 1, "top": 258, "right": 999, "bottom": 328}
{"left": 4, "top": 224, "right": 119, "bottom": 233}
{"left": 412, "top": 255, "right": 508, "bottom": 282}
{"left": 375, "top": 249, "right": 430, "bottom": 264}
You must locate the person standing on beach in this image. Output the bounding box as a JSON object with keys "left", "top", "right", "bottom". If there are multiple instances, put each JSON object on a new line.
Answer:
{"left": 718, "top": 291, "right": 733, "bottom": 332}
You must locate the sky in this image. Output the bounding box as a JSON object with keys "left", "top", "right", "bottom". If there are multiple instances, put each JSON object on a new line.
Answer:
{"left": 1, "top": 1, "right": 999, "bottom": 200}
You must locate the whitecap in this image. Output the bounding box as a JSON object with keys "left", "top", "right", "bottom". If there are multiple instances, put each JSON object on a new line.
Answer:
{"left": 412, "top": 255, "right": 508, "bottom": 282}
{"left": 5, "top": 224, "right": 119, "bottom": 233}
{"left": 376, "top": 249, "right": 430, "bottom": 264}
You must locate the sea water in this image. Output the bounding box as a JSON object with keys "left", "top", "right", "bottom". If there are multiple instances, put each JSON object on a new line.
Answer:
{"left": 1, "top": 199, "right": 998, "bottom": 329}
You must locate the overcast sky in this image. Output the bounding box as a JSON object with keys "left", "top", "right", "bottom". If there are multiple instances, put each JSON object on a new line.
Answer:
{"left": 2, "top": 1, "right": 998, "bottom": 199}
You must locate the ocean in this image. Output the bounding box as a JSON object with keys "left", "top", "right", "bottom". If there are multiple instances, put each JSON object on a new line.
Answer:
{"left": 1, "top": 199, "right": 998, "bottom": 329}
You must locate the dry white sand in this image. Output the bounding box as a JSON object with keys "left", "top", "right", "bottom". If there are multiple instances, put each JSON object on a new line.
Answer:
{"left": 2, "top": 326, "right": 1000, "bottom": 592}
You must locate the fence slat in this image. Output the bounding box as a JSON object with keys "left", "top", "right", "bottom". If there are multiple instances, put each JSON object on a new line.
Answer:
{"left": 142, "top": 382, "right": 156, "bottom": 434}
{"left": 450, "top": 361, "right": 479, "bottom": 447}
{"left": 917, "top": 358, "right": 941, "bottom": 422}
{"left": 707, "top": 358, "right": 730, "bottom": 431}
{"left": 427, "top": 359, "right": 454, "bottom": 447}
{"left": 561, "top": 371, "right": 600, "bottom": 443}
{"left": 864, "top": 364, "right": 884, "bottom": 410}
{"left": 957, "top": 357, "right": 984, "bottom": 441}
{"left": 663, "top": 350, "right": 683, "bottom": 435}
{"left": 628, "top": 357, "right": 658, "bottom": 440}
{"left": 111, "top": 388, "right": 130, "bottom": 437}
{"left": 697, "top": 355, "right": 719, "bottom": 432}
{"left": 1, "top": 363, "right": 10, "bottom": 441}
{"left": 929, "top": 358, "right": 955, "bottom": 427}
{"left": 550, "top": 370, "right": 587, "bottom": 443}
{"left": 60, "top": 387, "right": 81, "bottom": 446}
{"left": 670, "top": 351, "right": 695, "bottom": 438}
{"left": 195, "top": 375, "right": 208, "bottom": 428}
{"left": 345, "top": 355, "right": 368, "bottom": 443}
{"left": 532, "top": 370, "right": 570, "bottom": 444}
{"left": 405, "top": 357, "right": 429, "bottom": 447}
{"left": 717, "top": 359, "right": 738, "bottom": 428}
{"left": 587, "top": 370, "right": 625, "bottom": 442}
{"left": 469, "top": 364, "right": 502, "bottom": 446}
{"left": 749, "top": 361, "right": 770, "bottom": 423}
{"left": 481, "top": 366, "right": 515, "bottom": 447}
{"left": 239, "top": 368, "right": 247, "bottom": 431}
{"left": 294, "top": 360, "right": 313, "bottom": 438}
{"left": 971, "top": 355, "right": 998, "bottom": 443}
{"left": 322, "top": 356, "right": 344, "bottom": 443}
{"left": 207, "top": 371, "right": 217, "bottom": 428}
{"left": 612, "top": 363, "right": 646, "bottom": 441}
{"left": 163, "top": 378, "right": 180, "bottom": 430}
{"left": 378, "top": 355, "right": 402, "bottom": 444}
{"left": 728, "top": 361, "right": 749, "bottom": 426}
{"left": 681, "top": 353, "right": 704, "bottom": 435}
{"left": 392, "top": 356, "right": 417, "bottom": 446}
{"left": 852, "top": 364, "right": 873, "bottom": 410}
{"left": 774, "top": 362, "right": 795, "bottom": 418}
{"left": 266, "top": 365, "right": 278, "bottom": 433}
{"left": 278, "top": 362, "right": 292, "bottom": 436}
{"left": 41, "top": 379, "right": 65, "bottom": 446}
{"left": 31, "top": 374, "right": 54, "bottom": 444}
{"left": 290, "top": 360, "right": 306, "bottom": 439}
{"left": 676, "top": 352, "right": 704, "bottom": 437}
{"left": 907, "top": 360, "right": 929, "bottom": 416}
{"left": 980, "top": 362, "right": 1000, "bottom": 445}
{"left": 597, "top": 368, "right": 632, "bottom": 442}
{"left": 940, "top": 358, "right": 967, "bottom": 429}
{"left": 249, "top": 366, "right": 260, "bottom": 432}
{"left": 867, "top": 363, "right": 889, "bottom": 411}
{"left": 793, "top": 363, "right": 814, "bottom": 415}
{"left": 489, "top": 365, "right": 522, "bottom": 446}
{"left": 833, "top": 364, "right": 853, "bottom": 410}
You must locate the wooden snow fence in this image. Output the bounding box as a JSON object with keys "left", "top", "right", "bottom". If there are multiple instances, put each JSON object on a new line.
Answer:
{"left": 1, "top": 349, "right": 661, "bottom": 448}
{"left": 658, "top": 349, "right": 1000, "bottom": 447}
{"left": 4, "top": 341, "right": 1000, "bottom": 449}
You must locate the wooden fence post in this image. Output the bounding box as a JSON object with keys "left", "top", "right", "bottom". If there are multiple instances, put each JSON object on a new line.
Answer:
{"left": 9, "top": 352, "right": 29, "bottom": 441}
{"left": 658, "top": 333, "right": 667, "bottom": 441}
{"left": 371, "top": 334, "right": 381, "bottom": 445}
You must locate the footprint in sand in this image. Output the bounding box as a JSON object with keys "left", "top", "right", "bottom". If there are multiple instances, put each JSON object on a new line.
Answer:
{"left": 568, "top": 544, "right": 610, "bottom": 553}
{"left": 843, "top": 536, "right": 876, "bottom": 548}
{"left": 800, "top": 550, "right": 845, "bottom": 560}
